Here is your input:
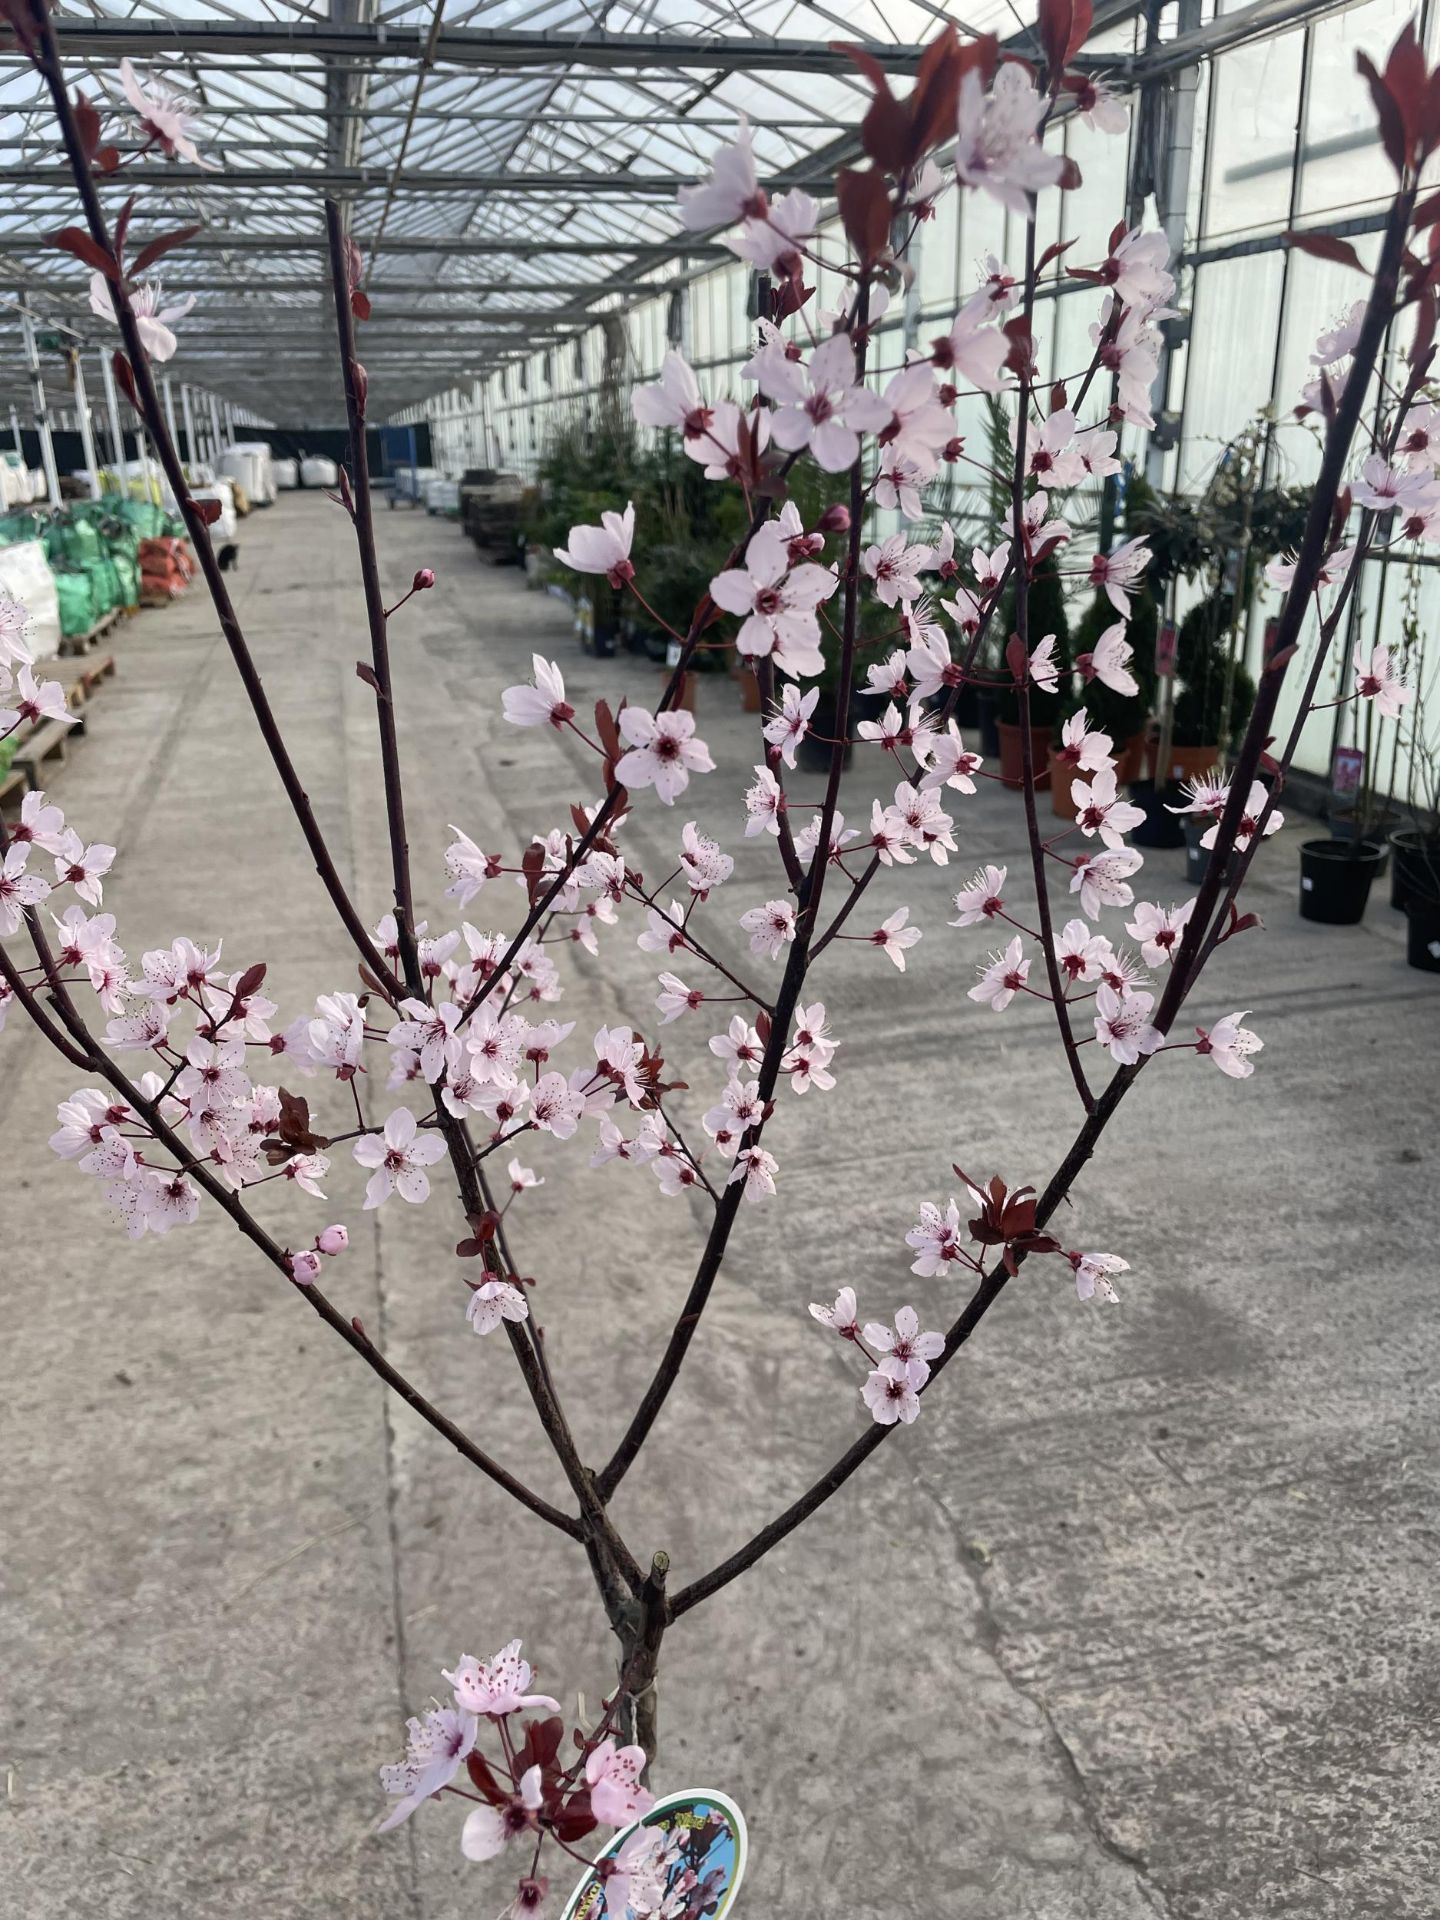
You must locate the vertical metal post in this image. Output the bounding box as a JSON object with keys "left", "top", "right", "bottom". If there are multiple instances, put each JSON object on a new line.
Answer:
{"left": 70, "top": 352, "right": 102, "bottom": 498}
{"left": 162, "top": 375, "right": 181, "bottom": 460}
{"left": 181, "top": 383, "right": 199, "bottom": 472}
{"left": 19, "top": 308, "right": 62, "bottom": 507}
{"left": 99, "top": 348, "right": 126, "bottom": 473}
{"left": 210, "top": 391, "right": 224, "bottom": 455}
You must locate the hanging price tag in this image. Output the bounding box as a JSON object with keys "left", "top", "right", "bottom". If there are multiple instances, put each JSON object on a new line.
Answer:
{"left": 1155, "top": 621, "right": 1177, "bottom": 677}
{"left": 1332, "top": 746, "right": 1364, "bottom": 802}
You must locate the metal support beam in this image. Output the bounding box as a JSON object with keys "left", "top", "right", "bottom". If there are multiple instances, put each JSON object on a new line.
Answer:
{"left": 69, "top": 351, "right": 101, "bottom": 498}
{"left": 0, "top": 232, "right": 721, "bottom": 259}
{"left": 18, "top": 309, "right": 61, "bottom": 507}
{"left": 180, "top": 383, "right": 199, "bottom": 470}
{"left": 4, "top": 164, "right": 840, "bottom": 195}
{"left": 1130, "top": 0, "right": 1355, "bottom": 79}
{"left": 43, "top": 20, "right": 1020, "bottom": 77}
{"left": 99, "top": 347, "right": 125, "bottom": 472}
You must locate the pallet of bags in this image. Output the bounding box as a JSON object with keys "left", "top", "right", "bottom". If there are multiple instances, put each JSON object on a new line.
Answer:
{"left": 139, "top": 535, "right": 195, "bottom": 603}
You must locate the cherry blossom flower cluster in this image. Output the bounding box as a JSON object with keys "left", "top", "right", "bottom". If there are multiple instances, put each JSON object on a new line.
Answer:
{"left": 378, "top": 1637, "right": 689, "bottom": 1917}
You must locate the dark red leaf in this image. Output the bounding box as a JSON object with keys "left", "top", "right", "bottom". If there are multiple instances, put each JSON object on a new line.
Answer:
{"left": 131, "top": 224, "right": 203, "bottom": 276}
{"left": 113, "top": 194, "right": 136, "bottom": 262}
{"left": 521, "top": 841, "right": 546, "bottom": 908}
{"left": 835, "top": 165, "right": 892, "bottom": 268}
{"left": 46, "top": 225, "right": 119, "bottom": 280}
{"left": 594, "top": 696, "right": 622, "bottom": 760}
{"left": 466, "top": 1751, "right": 510, "bottom": 1806}
{"left": 553, "top": 1788, "right": 598, "bottom": 1842}
{"left": 356, "top": 660, "right": 380, "bottom": 692}
{"left": 193, "top": 497, "right": 223, "bottom": 526}
{"left": 96, "top": 146, "right": 121, "bottom": 175}
{"left": 1035, "top": 236, "right": 1077, "bottom": 275}
{"left": 234, "top": 960, "right": 267, "bottom": 1000}
{"left": 351, "top": 287, "right": 371, "bottom": 322}
{"left": 1005, "top": 633, "right": 1028, "bottom": 682}
{"left": 1357, "top": 49, "right": 1409, "bottom": 175}
{"left": 1282, "top": 229, "right": 1366, "bottom": 272}
{"left": 74, "top": 91, "right": 101, "bottom": 161}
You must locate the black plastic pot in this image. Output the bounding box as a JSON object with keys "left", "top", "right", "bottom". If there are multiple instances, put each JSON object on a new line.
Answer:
{"left": 1327, "top": 810, "right": 1397, "bottom": 875}
{"left": 1128, "top": 778, "right": 1186, "bottom": 850}
{"left": 1405, "top": 893, "right": 1440, "bottom": 972}
{"left": 1298, "top": 837, "right": 1385, "bottom": 925}
{"left": 1183, "top": 817, "right": 1240, "bottom": 889}
{"left": 1390, "top": 827, "right": 1440, "bottom": 914}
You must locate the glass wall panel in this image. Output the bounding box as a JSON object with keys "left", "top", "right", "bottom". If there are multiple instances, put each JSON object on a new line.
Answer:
{"left": 1177, "top": 251, "right": 1285, "bottom": 490}
{"left": 1201, "top": 31, "right": 1304, "bottom": 240}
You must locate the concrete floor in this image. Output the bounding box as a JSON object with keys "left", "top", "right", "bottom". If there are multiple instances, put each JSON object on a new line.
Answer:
{"left": 2, "top": 493, "right": 1437, "bottom": 1920}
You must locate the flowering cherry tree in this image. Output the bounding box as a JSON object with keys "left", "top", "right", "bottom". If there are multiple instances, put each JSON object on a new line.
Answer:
{"left": 3, "top": 0, "right": 1436, "bottom": 1908}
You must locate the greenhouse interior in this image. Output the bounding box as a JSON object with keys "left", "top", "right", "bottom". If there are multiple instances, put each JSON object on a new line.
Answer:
{"left": 1, "top": 1, "right": 1437, "bottom": 1916}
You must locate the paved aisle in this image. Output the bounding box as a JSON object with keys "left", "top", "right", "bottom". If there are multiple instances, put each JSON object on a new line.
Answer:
{"left": 2, "top": 494, "right": 1437, "bottom": 1918}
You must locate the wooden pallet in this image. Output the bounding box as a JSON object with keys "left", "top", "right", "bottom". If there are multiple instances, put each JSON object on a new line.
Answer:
{"left": 58, "top": 606, "right": 122, "bottom": 659}
{"left": 10, "top": 717, "right": 71, "bottom": 788}
{"left": 80, "top": 654, "right": 116, "bottom": 695}
{"left": 0, "top": 765, "right": 26, "bottom": 810}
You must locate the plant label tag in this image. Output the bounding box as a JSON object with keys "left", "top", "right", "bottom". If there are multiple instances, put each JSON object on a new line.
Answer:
{"left": 561, "top": 1787, "right": 747, "bottom": 1919}
{"left": 666, "top": 640, "right": 682, "bottom": 669}
{"left": 1155, "top": 622, "right": 1177, "bottom": 677}
{"left": 1332, "top": 746, "right": 1364, "bottom": 802}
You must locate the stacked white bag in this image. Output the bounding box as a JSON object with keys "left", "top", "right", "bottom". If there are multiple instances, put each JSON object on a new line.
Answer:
{"left": 273, "top": 458, "right": 299, "bottom": 490}
{"left": 190, "top": 478, "right": 238, "bottom": 542}
{"left": 219, "top": 442, "right": 276, "bottom": 506}
{"left": 299, "top": 456, "right": 339, "bottom": 488}
{"left": 0, "top": 538, "right": 63, "bottom": 660}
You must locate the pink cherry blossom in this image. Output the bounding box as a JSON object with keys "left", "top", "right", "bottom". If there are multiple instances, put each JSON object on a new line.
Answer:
{"left": 1020, "top": 408, "right": 1086, "bottom": 489}
{"left": 460, "top": 1766, "right": 543, "bottom": 1861}
{"left": 739, "top": 898, "right": 796, "bottom": 959}
{"left": 2, "top": 665, "right": 74, "bottom": 734}
{"left": 1067, "top": 1250, "right": 1129, "bottom": 1303}
{"left": 709, "top": 1014, "right": 764, "bottom": 1075}
{"left": 809, "top": 1286, "right": 860, "bottom": 1336}
{"left": 1200, "top": 781, "right": 1282, "bottom": 853}
{"left": 502, "top": 655, "right": 574, "bottom": 729}
{"left": 920, "top": 720, "right": 983, "bottom": 795}
{"left": 554, "top": 502, "right": 635, "bottom": 585}
{"left": 1195, "top": 1010, "right": 1263, "bottom": 1079}
{"left": 906, "top": 1198, "right": 966, "bottom": 1276}
{"left": 710, "top": 523, "right": 838, "bottom": 676}
{"left": 949, "top": 863, "right": 1006, "bottom": 927}
{"left": 1088, "top": 536, "right": 1150, "bottom": 616}
{"left": 861, "top": 1356, "right": 921, "bottom": 1426}
{"left": 1350, "top": 455, "right": 1436, "bottom": 515}
{"left": 680, "top": 821, "right": 733, "bottom": 894}
{"left": 1054, "top": 917, "right": 1107, "bottom": 984}
{"left": 955, "top": 64, "right": 1065, "bottom": 215}
{"left": 763, "top": 681, "right": 818, "bottom": 769}
{"left": 728, "top": 1143, "right": 779, "bottom": 1202}
{"left": 1076, "top": 622, "right": 1137, "bottom": 697}
{"left": 1125, "top": 899, "right": 1195, "bottom": 967}
{"left": 616, "top": 706, "right": 714, "bottom": 805}
{"left": 678, "top": 116, "right": 763, "bottom": 230}
{"left": 1072, "top": 765, "right": 1146, "bottom": 849}
{"left": 1070, "top": 846, "right": 1144, "bottom": 917}
{"left": 929, "top": 294, "right": 1009, "bottom": 392}
{"left": 289, "top": 1249, "right": 322, "bottom": 1285}
{"left": 1029, "top": 633, "right": 1060, "bottom": 693}
{"left": 863, "top": 1305, "right": 945, "bottom": 1387}
{"left": 744, "top": 764, "right": 784, "bottom": 837}
{"left": 761, "top": 333, "right": 885, "bottom": 471}
{"left": 353, "top": 1107, "right": 447, "bottom": 1208}
{"left": 466, "top": 1278, "right": 530, "bottom": 1336}
{"left": 969, "top": 934, "right": 1029, "bottom": 1010}
{"left": 1093, "top": 984, "right": 1162, "bottom": 1064}
{"left": 632, "top": 350, "right": 719, "bottom": 462}
{"left": 530, "top": 1070, "right": 589, "bottom": 1138}
{"left": 1352, "top": 643, "right": 1411, "bottom": 718}
{"left": 871, "top": 906, "right": 922, "bottom": 971}
{"left": 118, "top": 57, "right": 212, "bottom": 166}
{"left": 861, "top": 532, "right": 935, "bottom": 607}
{"left": 88, "top": 273, "right": 195, "bottom": 362}
{"left": 378, "top": 1705, "right": 477, "bottom": 1831}
{"left": 0, "top": 843, "right": 51, "bottom": 935}
{"left": 586, "top": 1739, "right": 656, "bottom": 1827}
{"left": 317, "top": 1223, "right": 349, "bottom": 1255}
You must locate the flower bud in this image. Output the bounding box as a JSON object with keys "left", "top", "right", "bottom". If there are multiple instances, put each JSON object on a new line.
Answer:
{"left": 290, "top": 1248, "right": 323, "bottom": 1284}
{"left": 316, "top": 1223, "right": 349, "bottom": 1256}
{"left": 412, "top": 568, "right": 435, "bottom": 592}
{"left": 816, "top": 504, "right": 850, "bottom": 534}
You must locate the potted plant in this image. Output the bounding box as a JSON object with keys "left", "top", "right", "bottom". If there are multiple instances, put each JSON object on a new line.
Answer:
{"left": 1299, "top": 730, "right": 1389, "bottom": 925}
